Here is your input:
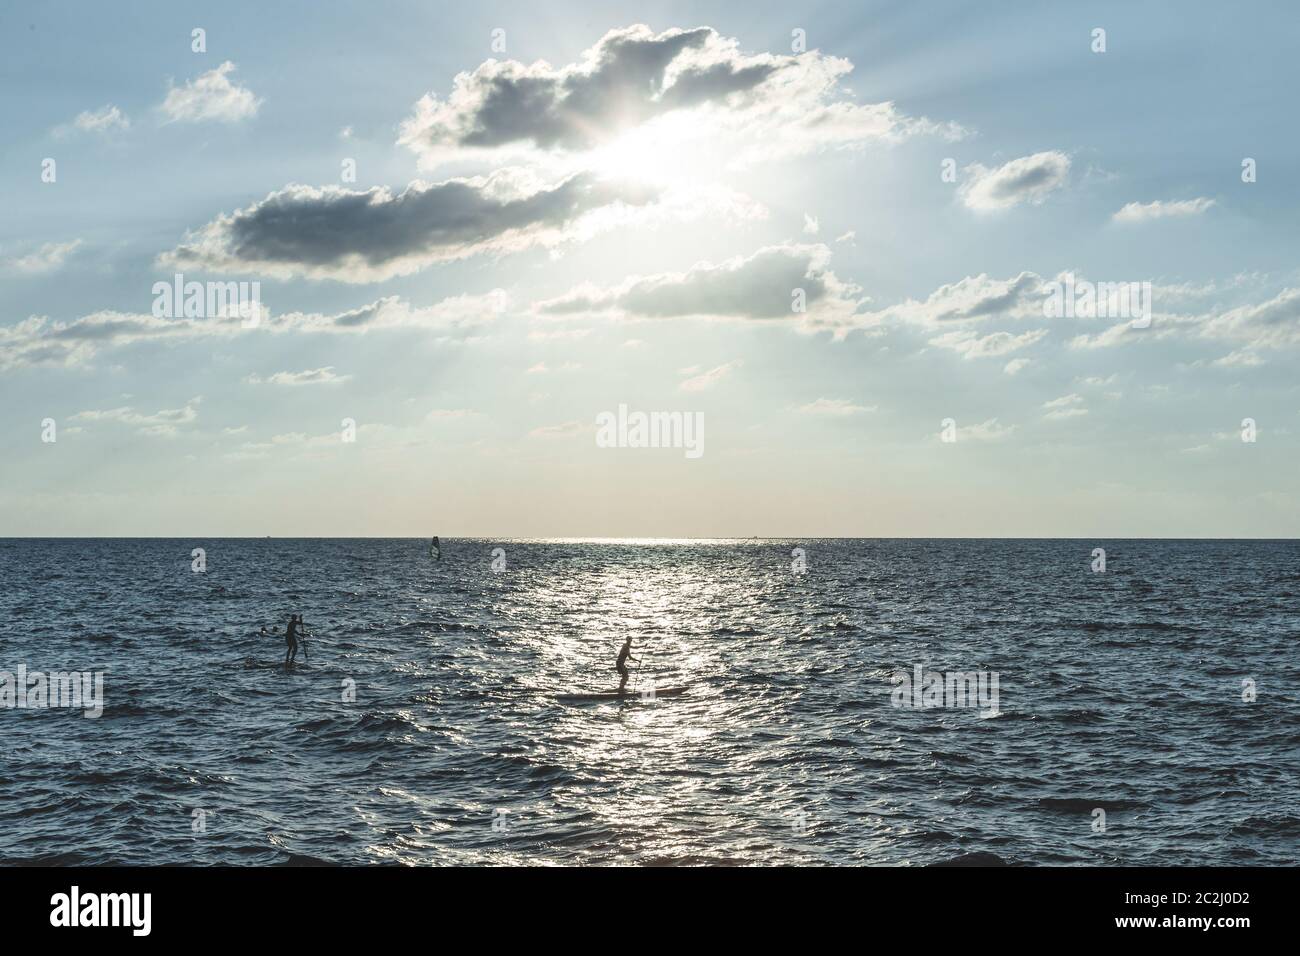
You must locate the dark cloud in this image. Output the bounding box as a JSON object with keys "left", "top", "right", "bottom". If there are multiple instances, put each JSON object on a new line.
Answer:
{"left": 162, "top": 172, "right": 655, "bottom": 281}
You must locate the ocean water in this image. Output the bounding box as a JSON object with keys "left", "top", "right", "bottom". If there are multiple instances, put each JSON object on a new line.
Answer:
{"left": 1, "top": 538, "right": 1297, "bottom": 866}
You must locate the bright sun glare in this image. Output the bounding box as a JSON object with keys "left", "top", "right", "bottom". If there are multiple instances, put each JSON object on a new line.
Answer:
{"left": 586, "top": 113, "right": 714, "bottom": 186}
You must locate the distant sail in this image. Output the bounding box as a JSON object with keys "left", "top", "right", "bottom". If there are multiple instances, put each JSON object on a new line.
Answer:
{"left": 430, "top": 536, "right": 441, "bottom": 560}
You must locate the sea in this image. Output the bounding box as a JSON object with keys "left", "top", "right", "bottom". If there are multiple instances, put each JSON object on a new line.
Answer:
{"left": 1, "top": 538, "right": 1297, "bottom": 866}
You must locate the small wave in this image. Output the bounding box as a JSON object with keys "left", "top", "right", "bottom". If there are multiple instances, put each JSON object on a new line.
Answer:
{"left": 1037, "top": 797, "right": 1148, "bottom": 813}
{"left": 930, "top": 851, "right": 1009, "bottom": 867}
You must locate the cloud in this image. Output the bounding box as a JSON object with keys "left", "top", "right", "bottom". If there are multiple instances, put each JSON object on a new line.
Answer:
{"left": 1113, "top": 197, "right": 1215, "bottom": 224}
{"left": 1042, "top": 393, "right": 1088, "bottom": 420}
{"left": 398, "top": 24, "right": 962, "bottom": 169}
{"left": 1209, "top": 349, "right": 1264, "bottom": 368}
{"left": 803, "top": 214, "right": 819, "bottom": 235}
{"left": 245, "top": 367, "right": 350, "bottom": 386}
{"left": 0, "top": 291, "right": 504, "bottom": 369}
{"left": 1067, "top": 322, "right": 1155, "bottom": 350}
{"left": 526, "top": 361, "right": 582, "bottom": 374}
{"left": 71, "top": 397, "right": 202, "bottom": 437}
{"left": 799, "top": 397, "right": 875, "bottom": 415}
{"left": 954, "top": 418, "right": 1016, "bottom": 441}
{"left": 537, "top": 243, "right": 864, "bottom": 333}
{"left": 1195, "top": 287, "right": 1300, "bottom": 348}
{"left": 679, "top": 359, "right": 741, "bottom": 391}
{"left": 1066, "top": 284, "right": 1300, "bottom": 352}
{"left": 58, "top": 105, "right": 129, "bottom": 136}
{"left": 161, "top": 171, "right": 655, "bottom": 281}
{"left": 528, "top": 421, "right": 587, "bottom": 439}
{"left": 959, "top": 151, "right": 1070, "bottom": 211}
{"left": 1003, "top": 358, "right": 1030, "bottom": 375}
{"left": 874, "top": 272, "right": 1046, "bottom": 327}
{"left": 928, "top": 327, "right": 1047, "bottom": 358}
{"left": 528, "top": 327, "right": 591, "bottom": 342}
{"left": 6, "top": 239, "right": 83, "bottom": 274}
{"left": 160, "top": 62, "right": 261, "bottom": 123}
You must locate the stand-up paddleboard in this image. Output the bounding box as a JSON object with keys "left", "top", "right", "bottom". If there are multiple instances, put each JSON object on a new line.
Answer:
{"left": 556, "top": 686, "right": 689, "bottom": 703}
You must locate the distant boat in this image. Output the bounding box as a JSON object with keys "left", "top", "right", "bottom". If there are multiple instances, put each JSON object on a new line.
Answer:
{"left": 430, "top": 536, "right": 441, "bottom": 560}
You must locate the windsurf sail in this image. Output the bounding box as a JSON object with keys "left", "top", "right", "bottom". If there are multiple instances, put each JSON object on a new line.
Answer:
{"left": 430, "top": 535, "right": 441, "bottom": 559}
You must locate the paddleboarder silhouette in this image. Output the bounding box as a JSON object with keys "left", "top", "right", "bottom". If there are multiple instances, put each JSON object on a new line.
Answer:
{"left": 616, "top": 637, "right": 639, "bottom": 695}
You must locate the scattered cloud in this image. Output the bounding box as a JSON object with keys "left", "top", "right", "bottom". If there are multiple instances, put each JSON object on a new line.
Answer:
{"left": 1042, "top": 393, "right": 1088, "bottom": 420}
{"left": 1209, "top": 349, "right": 1264, "bottom": 368}
{"left": 799, "top": 397, "right": 875, "bottom": 415}
{"left": 955, "top": 418, "right": 1016, "bottom": 441}
{"left": 0, "top": 291, "right": 504, "bottom": 370}
{"left": 398, "top": 24, "right": 964, "bottom": 169}
{"left": 526, "top": 361, "right": 582, "bottom": 374}
{"left": 245, "top": 367, "right": 351, "bottom": 386}
{"left": 537, "top": 242, "right": 864, "bottom": 333}
{"left": 1077, "top": 373, "right": 1117, "bottom": 387}
{"left": 160, "top": 61, "right": 261, "bottom": 123}
{"left": 161, "top": 172, "right": 656, "bottom": 281}
{"left": 1195, "top": 287, "right": 1300, "bottom": 348}
{"left": 1113, "top": 197, "right": 1215, "bottom": 224}
{"left": 58, "top": 104, "right": 129, "bottom": 136}
{"left": 959, "top": 151, "right": 1070, "bottom": 211}
{"left": 803, "top": 214, "right": 819, "bottom": 235}
{"left": 528, "top": 421, "right": 587, "bottom": 439}
{"left": 876, "top": 272, "right": 1045, "bottom": 327}
{"left": 679, "top": 359, "right": 742, "bottom": 391}
{"left": 70, "top": 397, "right": 202, "bottom": 437}
{"left": 929, "top": 327, "right": 1047, "bottom": 358}
{"left": 1003, "top": 358, "right": 1030, "bottom": 375}
{"left": 528, "top": 327, "right": 591, "bottom": 342}
{"left": 6, "top": 239, "right": 83, "bottom": 275}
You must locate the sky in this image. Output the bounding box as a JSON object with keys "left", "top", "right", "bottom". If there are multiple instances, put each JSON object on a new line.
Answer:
{"left": 2, "top": 0, "right": 1299, "bottom": 537}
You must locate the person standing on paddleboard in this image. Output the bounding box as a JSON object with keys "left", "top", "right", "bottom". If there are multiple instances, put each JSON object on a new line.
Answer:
{"left": 616, "top": 637, "right": 638, "bottom": 695}
{"left": 283, "top": 614, "right": 300, "bottom": 667}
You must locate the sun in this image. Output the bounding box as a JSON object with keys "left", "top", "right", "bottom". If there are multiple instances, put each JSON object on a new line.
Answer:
{"left": 585, "top": 112, "right": 713, "bottom": 187}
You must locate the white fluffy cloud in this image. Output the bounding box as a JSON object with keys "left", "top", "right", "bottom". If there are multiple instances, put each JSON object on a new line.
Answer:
{"left": 399, "top": 24, "right": 963, "bottom": 169}
{"left": 1113, "top": 197, "right": 1215, "bottom": 223}
{"left": 64, "top": 105, "right": 129, "bottom": 135}
{"left": 959, "top": 151, "right": 1070, "bottom": 211}
{"left": 537, "top": 243, "right": 865, "bottom": 332}
{"left": 6, "top": 239, "right": 83, "bottom": 274}
{"left": 869, "top": 272, "right": 1046, "bottom": 327}
{"left": 160, "top": 62, "right": 261, "bottom": 123}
